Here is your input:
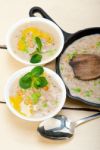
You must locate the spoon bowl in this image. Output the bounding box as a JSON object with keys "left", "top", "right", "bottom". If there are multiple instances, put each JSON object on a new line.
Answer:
{"left": 38, "top": 115, "right": 74, "bottom": 140}
{"left": 38, "top": 113, "right": 100, "bottom": 140}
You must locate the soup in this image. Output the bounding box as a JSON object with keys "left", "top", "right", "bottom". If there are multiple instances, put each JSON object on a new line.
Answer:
{"left": 60, "top": 34, "right": 100, "bottom": 104}
{"left": 11, "top": 23, "right": 60, "bottom": 64}
{"left": 9, "top": 66, "right": 63, "bottom": 118}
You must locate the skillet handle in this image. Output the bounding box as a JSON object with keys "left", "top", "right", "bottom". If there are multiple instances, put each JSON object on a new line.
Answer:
{"left": 29, "top": 6, "right": 71, "bottom": 43}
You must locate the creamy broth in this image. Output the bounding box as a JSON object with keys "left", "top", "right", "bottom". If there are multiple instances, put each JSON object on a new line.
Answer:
{"left": 60, "top": 34, "right": 100, "bottom": 104}
{"left": 11, "top": 23, "right": 60, "bottom": 63}
{"left": 9, "top": 73, "right": 62, "bottom": 118}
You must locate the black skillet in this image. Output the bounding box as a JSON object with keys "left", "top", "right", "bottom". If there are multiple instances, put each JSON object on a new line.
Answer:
{"left": 29, "top": 7, "right": 100, "bottom": 107}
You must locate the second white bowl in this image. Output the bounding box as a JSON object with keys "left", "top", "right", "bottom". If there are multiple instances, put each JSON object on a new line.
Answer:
{"left": 4, "top": 66, "right": 66, "bottom": 122}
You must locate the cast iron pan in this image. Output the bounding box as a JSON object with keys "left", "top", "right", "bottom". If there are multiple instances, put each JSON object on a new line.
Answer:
{"left": 29, "top": 7, "right": 100, "bottom": 107}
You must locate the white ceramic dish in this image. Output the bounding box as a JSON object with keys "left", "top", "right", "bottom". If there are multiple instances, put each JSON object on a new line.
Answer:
{"left": 4, "top": 66, "right": 66, "bottom": 122}
{"left": 6, "top": 17, "right": 64, "bottom": 66}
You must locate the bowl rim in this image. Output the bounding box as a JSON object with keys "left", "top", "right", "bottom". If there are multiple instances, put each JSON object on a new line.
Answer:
{"left": 4, "top": 66, "right": 66, "bottom": 122}
{"left": 6, "top": 17, "right": 64, "bottom": 66}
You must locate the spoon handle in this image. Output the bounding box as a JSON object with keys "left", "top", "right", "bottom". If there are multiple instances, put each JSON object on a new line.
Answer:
{"left": 74, "top": 112, "right": 100, "bottom": 127}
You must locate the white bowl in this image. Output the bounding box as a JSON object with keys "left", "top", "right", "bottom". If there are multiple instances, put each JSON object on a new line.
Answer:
{"left": 6, "top": 17, "right": 64, "bottom": 66}
{"left": 4, "top": 66, "right": 66, "bottom": 122}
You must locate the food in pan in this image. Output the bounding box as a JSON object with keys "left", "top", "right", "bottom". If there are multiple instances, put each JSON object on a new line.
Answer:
{"left": 9, "top": 66, "right": 63, "bottom": 118}
{"left": 60, "top": 34, "right": 100, "bottom": 104}
{"left": 69, "top": 54, "right": 100, "bottom": 80}
{"left": 12, "top": 26, "right": 59, "bottom": 63}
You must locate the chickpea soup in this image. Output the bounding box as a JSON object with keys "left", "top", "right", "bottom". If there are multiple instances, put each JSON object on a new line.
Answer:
{"left": 10, "top": 20, "right": 62, "bottom": 64}
{"left": 9, "top": 66, "right": 64, "bottom": 119}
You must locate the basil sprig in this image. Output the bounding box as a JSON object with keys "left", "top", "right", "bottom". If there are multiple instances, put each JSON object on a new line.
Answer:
{"left": 19, "top": 66, "right": 48, "bottom": 89}
{"left": 35, "top": 37, "right": 42, "bottom": 52}
{"left": 30, "top": 53, "right": 42, "bottom": 63}
{"left": 30, "top": 37, "right": 43, "bottom": 63}
{"left": 19, "top": 72, "right": 32, "bottom": 89}
{"left": 34, "top": 77, "right": 48, "bottom": 89}
{"left": 31, "top": 66, "right": 44, "bottom": 76}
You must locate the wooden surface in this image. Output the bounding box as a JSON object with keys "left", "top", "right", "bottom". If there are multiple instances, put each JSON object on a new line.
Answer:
{"left": 0, "top": 0, "right": 100, "bottom": 150}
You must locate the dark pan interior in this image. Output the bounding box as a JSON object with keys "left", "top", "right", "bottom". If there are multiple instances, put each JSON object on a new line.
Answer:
{"left": 56, "top": 27, "right": 100, "bottom": 107}
{"left": 29, "top": 7, "right": 100, "bottom": 107}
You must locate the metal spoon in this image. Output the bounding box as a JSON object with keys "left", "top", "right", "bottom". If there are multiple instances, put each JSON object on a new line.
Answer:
{"left": 37, "top": 112, "right": 100, "bottom": 140}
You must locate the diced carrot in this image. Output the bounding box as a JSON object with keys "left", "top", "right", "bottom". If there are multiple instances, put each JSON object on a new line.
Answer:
{"left": 43, "top": 86, "right": 49, "bottom": 91}
{"left": 17, "top": 90, "right": 23, "bottom": 96}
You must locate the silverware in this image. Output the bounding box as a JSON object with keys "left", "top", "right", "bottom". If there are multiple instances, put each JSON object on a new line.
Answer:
{"left": 38, "top": 112, "right": 100, "bottom": 140}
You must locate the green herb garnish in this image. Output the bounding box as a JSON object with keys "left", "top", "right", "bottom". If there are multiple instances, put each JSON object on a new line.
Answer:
{"left": 30, "top": 37, "right": 42, "bottom": 63}
{"left": 31, "top": 66, "right": 44, "bottom": 77}
{"left": 72, "top": 87, "right": 81, "bottom": 93}
{"left": 35, "top": 37, "right": 42, "bottom": 52}
{"left": 31, "top": 92, "right": 41, "bottom": 104}
{"left": 96, "top": 42, "right": 100, "bottom": 48}
{"left": 19, "top": 66, "right": 48, "bottom": 89}
{"left": 43, "top": 103, "right": 48, "bottom": 108}
{"left": 30, "top": 53, "right": 42, "bottom": 63}
{"left": 34, "top": 77, "right": 48, "bottom": 89}
{"left": 84, "top": 90, "right": 93, "bottom": 97}
{"left": 67, "top": 50, "right": 78, "bottom": 61}
{"left": 19, "top": 72, "right": 32, "bottom": 89}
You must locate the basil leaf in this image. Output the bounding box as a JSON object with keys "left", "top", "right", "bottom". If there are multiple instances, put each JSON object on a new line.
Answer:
{"left": 21, "top": 72, "right": 32, "bottom": 80}
{"left": 34, "top": 77, "right": 48, "bottom": 89}
{"left": 35, "top": 37, "right": 42, "bottom": 51}
{"left": 30, "top": 53, "right": 42, "bottom": 63}
{"left": 31, "top": 66, "right": 44, "bottom": 77}
{"left": 19, "top": 72, "right": 32, "bottom": 89}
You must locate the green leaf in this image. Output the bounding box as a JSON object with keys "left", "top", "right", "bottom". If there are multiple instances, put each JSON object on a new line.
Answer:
{"left": 43, "top": 103, "right": 48, "bottom": 108}
{"left": 19, "top": 72, "right": 32, "bottom": 89}
{"left": 35, "top": 37, "right": 42, "bottom": 51}
{"left": 21, "top": 72, "right": 32, "bottom": 80}
{"left": 31, "top": 92, "right": 41, "bottom": 104}
{"left": 84, "top": 90, "right": 93, "bottom": 97}
{"left": 36, "top": 47, "right": 41, "bottom": 53}
{"left": 34, "top": 77, "right": 48, "bottom": 89}
{"left": 30, "top": 53, "right": 42, "bottom": 63}
{"left": 72, "top": 87, "right": 81, "bottom": 93}
{"left": 67, "top": 51, "right": 78, "bottom": 60}
{"left": 96, "top": 42, "right": 100, "bottom": 48}
{"left": 31, "top": 66, "right": 44, "bottom": 77}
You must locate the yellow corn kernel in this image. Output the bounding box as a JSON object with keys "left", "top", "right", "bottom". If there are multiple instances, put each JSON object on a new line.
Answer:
{"left": 22, "top": 27, "right": 53, "bottom": 44}
{"left": 17, "top": 39, "right": 26, "bottom": 51}
{"left": 10, "top": 94, "right": 22, "bottom": 112}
